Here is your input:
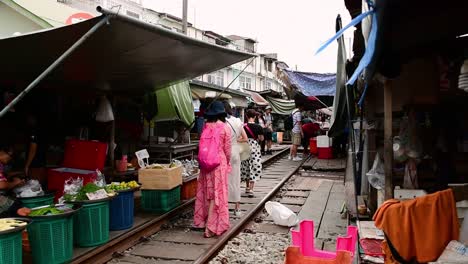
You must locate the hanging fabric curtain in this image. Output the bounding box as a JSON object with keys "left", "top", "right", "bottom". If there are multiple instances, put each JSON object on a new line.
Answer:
{"left": 153, "top": 81, "right": 195, "bottom": 127}
{"left": 266, "top": 96, "right": 296, "bottom": 115}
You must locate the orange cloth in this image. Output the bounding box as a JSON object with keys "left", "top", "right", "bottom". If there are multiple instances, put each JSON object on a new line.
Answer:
{"left": 284, "top": 247, "right": 352, "bottom": 264}
{"left": 373, "top": 189, "right": 459, "bottom": 263}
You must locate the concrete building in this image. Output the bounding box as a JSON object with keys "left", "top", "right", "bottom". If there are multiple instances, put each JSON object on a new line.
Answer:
{"left": 17, "top": 0, "right": 287, "bottom": 95}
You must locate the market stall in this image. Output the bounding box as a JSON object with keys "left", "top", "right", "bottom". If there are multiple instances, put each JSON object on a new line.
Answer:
{"left": 0, "top": 5, "right": 254, "bottom": 263}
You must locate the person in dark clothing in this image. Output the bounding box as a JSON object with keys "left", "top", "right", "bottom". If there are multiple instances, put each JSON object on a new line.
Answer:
{"left": 302, "top": 120, "right": 321, "bottom": 155}
{"left": 24, "top": 114, "right": 47, "bottom": 189}
{"left": 241, "top": 109, "right": 264, "bottom": 197}
{"left": 0, "top": 145, "right": 31, "bottom": 217}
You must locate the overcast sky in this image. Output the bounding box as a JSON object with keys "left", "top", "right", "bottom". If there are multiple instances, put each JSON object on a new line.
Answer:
{"left": 142, "top": 0, "right": 351, "bottom": 73}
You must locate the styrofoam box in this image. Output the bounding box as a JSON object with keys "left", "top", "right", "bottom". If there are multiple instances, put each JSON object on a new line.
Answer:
{"left": 317, "top": 136, "right": 331, "bottom": 148}
{"left": 394, "top": 187, "right": 427, "bottom": 200}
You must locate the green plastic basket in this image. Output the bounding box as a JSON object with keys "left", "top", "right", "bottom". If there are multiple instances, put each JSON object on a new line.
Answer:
{"left": 0, "top": 231, "right": 22, "bottom": 264}
{"left": 27, "top": 216, "right": 74, "bottom": 264}
{"left": 73, "top": 201, "right": 110, "bottom": 247}
{"left": 19, "top": 193, "right": 54, "bottom": 209}
{"left": 141, "top": 186, "right": 181, "bottom": 213}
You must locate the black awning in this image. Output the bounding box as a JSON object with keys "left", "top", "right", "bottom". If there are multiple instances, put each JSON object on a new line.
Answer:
{"left": 0, "top": 10, "right": 253, "bottom": 95}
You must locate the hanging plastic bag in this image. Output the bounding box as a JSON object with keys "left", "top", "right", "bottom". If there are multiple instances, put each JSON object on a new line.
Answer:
{"left": 366, "top": 154, "right": 385, "bottom": 190}
{"left": 59, "top": 178, "right": 83, "bottom": 203}
{"left": 94, "top": 169, "right": 106, "bottom": 188}
{"left": 95, "top": 96, "right": 114, "bottom": 122}
{"left": 14, "top": 180, "right": 44, "bottom": 198}
{"left": 403, "top": 159, "right": 418, "bottom": 189}
{"left": 265, "top": 201, "right": 299, "bottom": 227}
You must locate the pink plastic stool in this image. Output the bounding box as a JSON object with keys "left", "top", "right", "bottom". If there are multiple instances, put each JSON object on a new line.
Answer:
{"left": 290, "top": 220, "right": 358, "bottom": 258}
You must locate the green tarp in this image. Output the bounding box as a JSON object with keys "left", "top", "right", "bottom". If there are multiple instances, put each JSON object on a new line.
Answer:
{"left": 153, "top": 81, "right": 195, "bottom": 127}
{"left": 266, "top": 96, "right": 296, "bottom": 115}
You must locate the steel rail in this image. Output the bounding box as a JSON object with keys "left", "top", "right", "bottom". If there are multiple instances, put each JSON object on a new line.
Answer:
{"left": 193, "top": 151, "right": 308, "bottom": 264}
{"left": 69, "top": 147, "right": 290, "bottom": 264}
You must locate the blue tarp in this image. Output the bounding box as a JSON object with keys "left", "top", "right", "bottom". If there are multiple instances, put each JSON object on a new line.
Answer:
{"left": 284, "top": 70, "right": 336, "bottom": 96}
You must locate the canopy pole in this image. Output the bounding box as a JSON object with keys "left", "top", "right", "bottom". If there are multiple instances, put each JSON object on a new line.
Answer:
{"left": 0, "top": 16, "right": 110, "bottom": 119}
{"left": 384, "top": 80, "right": 393, "bottom": 200}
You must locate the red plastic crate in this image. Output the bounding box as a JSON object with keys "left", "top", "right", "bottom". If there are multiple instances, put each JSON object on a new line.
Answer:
{"left": 309, "top": 138, "right": 318, "bottom": 155}
{"left": 47, "top": 139, "right": 107, "bottom": 201}
{"left": 318, "top": 147, "right": 333, "bottom": 159}
{"left": 181, "top": 176, "right": 197, "bottom": 200}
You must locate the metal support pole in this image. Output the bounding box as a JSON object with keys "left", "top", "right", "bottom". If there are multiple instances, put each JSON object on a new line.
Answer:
{"left": 0, "top": 16, "right": 110, "bottom": 119}
{"left": 384, "top": 80, "right": 393, "bottom": 200}
{"left": 182, "top": 0, "right": 188, "bottom": 34}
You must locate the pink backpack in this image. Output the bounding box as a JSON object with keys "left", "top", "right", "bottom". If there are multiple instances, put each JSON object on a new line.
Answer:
{"left": 198, "top": 123, "right": 222, "bottom": 172}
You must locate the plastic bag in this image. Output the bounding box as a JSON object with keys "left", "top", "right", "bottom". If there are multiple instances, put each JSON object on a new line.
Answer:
{"left": 94, "top": 169, "right": 106, "bottom": 188}
{"left": 95, "top": 96, "right": 114, "bottom": 122}
{"left": 265, "top": 201, "right": 299, "bottom": 227}
{"left": 366, "top": 154, "right": 385, "bottom": 190}
{"left": 14, "top": 180, "right": 44, "bottom": 198}
{"left": 403, "top": 159, "right": 418, "bottom": 189}
{"left": 59, "top": 178, "right": 83, "bottom": 203}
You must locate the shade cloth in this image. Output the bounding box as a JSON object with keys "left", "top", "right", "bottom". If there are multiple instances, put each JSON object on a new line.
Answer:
{"left": 265, "top": 96, "right": 296, "bottom": 115}
{"left": 245, "top": 91, "right": 269, "bottom": 106}
{"left": 153, "top": 81, "right": 195, "bottom": 127}
{"left": 329, "top": 15, "right": 350, "bottom": 138}
{"left": 283, "top": 70, "right": 336, "bottom": 97}
{"left": 0, "top": 10, "right": 253, "bottom": 95}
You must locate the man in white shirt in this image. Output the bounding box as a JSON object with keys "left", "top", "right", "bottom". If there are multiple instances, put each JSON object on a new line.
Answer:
{"left": 289, "top": 104, "right": 304, "bottom": 161}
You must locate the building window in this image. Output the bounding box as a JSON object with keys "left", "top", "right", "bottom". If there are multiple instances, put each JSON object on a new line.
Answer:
{"left": 208, "top": 71, "right": 224, "bottom": 86}
{"left": 126, "top": 10, "right": 140, "bottom": 19}
{"left": 239, "top": 76, "right": 252, "bottom": 90}
{"left": 265, "top": 81, "right": 272, "bottom": 90}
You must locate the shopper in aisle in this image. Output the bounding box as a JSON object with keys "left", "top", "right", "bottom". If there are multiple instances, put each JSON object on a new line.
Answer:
{"left": 241, "top": 109, "right": 264, "bottom": 198}
{"left": 223, "top": 101, "right": 248, "bottom": 217}
{"left": 257, "top": 111, "right": 267, "bottom": 155}
{"left": 194, "top": 101, "right": 231, "bottom": 238}
{"left": 263, "top": 106, "right": 274, "bottom": 155}
{"left": 289, "top": 104, "right": 304, "bottom": 161}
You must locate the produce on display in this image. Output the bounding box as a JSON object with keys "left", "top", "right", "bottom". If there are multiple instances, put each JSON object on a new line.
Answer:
{"left": 63, "top": 183, "right": 115, "bottom": 202}
{"left": 0, "top": 219, "right": 27, "bottom": 232}
{"left": 29, "top": 206, "right": 64, "bottom": 216}
{"left": 106, "top": 181, "right": 139, "bottom": 192}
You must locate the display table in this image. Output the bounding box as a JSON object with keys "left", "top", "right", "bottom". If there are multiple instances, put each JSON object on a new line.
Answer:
{"left": 139, "top": 143, "right": 198, "bottom": 163}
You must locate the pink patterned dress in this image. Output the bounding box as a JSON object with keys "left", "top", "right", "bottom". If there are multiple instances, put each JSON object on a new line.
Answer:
{"left": 194, "top": 121, "right": 231, "bottom": 235}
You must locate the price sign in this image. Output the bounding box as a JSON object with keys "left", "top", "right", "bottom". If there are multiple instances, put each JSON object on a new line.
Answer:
{"left": 86, "top": 189, "right": 108, "bottom": 200}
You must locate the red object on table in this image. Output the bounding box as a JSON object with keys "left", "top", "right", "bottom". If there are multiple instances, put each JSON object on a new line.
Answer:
{"left": 318, "top": 147, "right": 333, "bottom": 159}
{"left": 309, "top": 137, "right": 318, "bottom": 155}
{"left": 360, "top": 239, "right": 384, "bottom": 257}
{"left": 47, "top": 139, "right": 108, "bottom": 201}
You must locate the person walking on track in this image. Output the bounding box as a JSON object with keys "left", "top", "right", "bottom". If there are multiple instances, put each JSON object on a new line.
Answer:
{"left": 223, "top": 101, "right": 248, "bottom": 217}
{"left": 289, "top": 104, "right": 304, "bottom": 161}
{"left": 241, "top": 109, "right": 264, "bottom": 198}
{"left": 194, "top": 101, "right": 232, "bottom": 238}
{"left": 263, "top": 106, "right": 274, "bottom": 155}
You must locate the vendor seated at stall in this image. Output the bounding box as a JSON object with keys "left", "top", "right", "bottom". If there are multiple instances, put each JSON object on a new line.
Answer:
{"left": 0, "top": 145, "right": 31, "bottom": 217}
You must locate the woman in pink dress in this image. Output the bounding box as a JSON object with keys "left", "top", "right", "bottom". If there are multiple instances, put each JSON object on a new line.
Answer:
{"left": 194, "top": 101, "right": 231, "bottom": 238}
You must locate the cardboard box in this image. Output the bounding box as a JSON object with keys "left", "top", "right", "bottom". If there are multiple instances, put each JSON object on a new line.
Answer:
{"left": 138, "top": 165, "right": 183, "bottom": 190}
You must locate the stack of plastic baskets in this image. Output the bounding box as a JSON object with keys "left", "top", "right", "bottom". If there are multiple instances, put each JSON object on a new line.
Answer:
{"left": 19, "top": 192, "right": 55, "bottom": 209}
{"left": 71, "top": 197, "right": 113, "bottom": 247}
{"left": 27, "top": 205, "right": 80, "bottom": 264}
{"left": 141, "top": 186, "right": 181, "bottom": 213}
{"left": 0, "top": 218, "right": 30, "bottom": 264}
{"left": 110, "top": 188, "right": 137, "bottom": 231}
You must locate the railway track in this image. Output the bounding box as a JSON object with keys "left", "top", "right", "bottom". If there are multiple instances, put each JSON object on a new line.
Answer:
{"left": 71, "top": 147, "right": 308, "bottom": 264}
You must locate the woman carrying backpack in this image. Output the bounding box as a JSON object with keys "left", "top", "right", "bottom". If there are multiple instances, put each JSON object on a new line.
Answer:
{"left": 194, "top": 101, "right": 232, "bottom": 238}
{"left": 241, "top": 109, "right": 264, "bottom": 198}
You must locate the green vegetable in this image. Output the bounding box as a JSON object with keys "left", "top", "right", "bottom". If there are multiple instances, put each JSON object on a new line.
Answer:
{"left": 75, "top": 183, "right": 102, "bottom": 201}
{"left": 29, "top": 206, "right": 63, "bottom": 216}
